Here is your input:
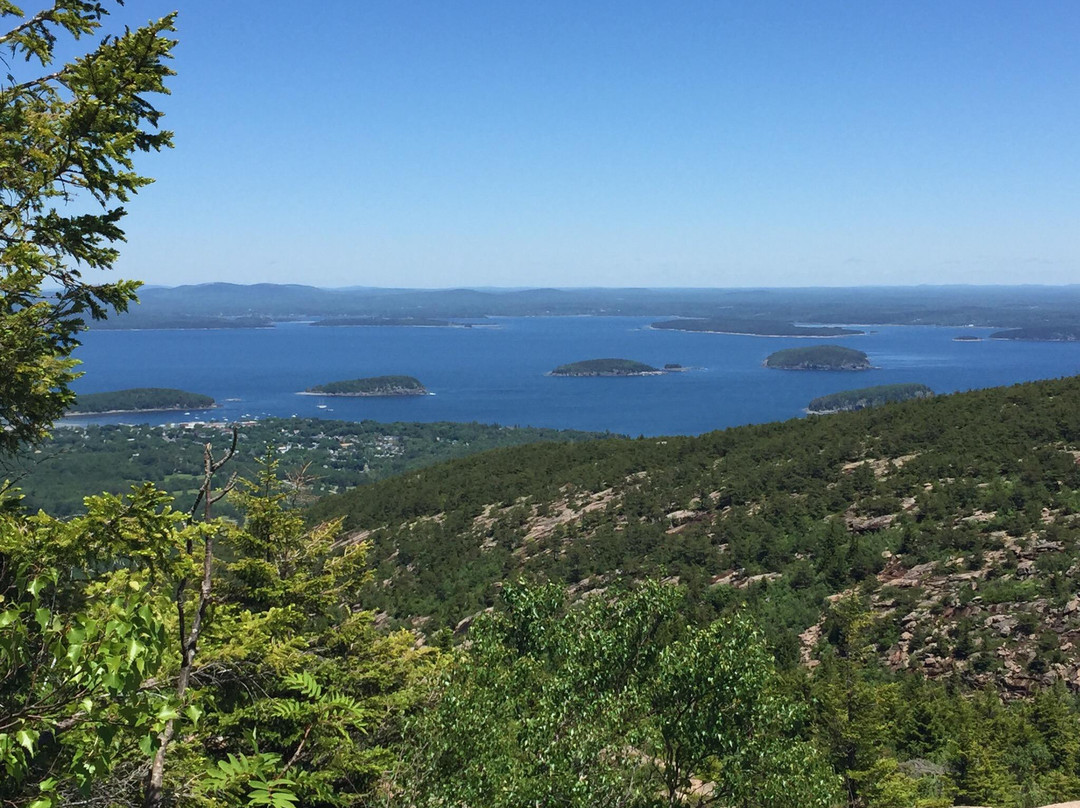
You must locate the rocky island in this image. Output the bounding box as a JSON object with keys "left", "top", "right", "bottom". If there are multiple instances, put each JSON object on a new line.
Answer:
{"left": 66, "top": 388, "right": 217, "bottom": 416}
{"left": 652, "top": 318, "right": 863, "bottom": 337}
{"left": 303, "top": 375, "right": 429, "bottom": 396}
{"left": 807, "top": 383, "right": 933, "bottom": 414}
{"left": 764, "top": 345, "right": 871, "bottom": 371}
{"left": 550, "top": 359, "right": 663, "bottom": 377}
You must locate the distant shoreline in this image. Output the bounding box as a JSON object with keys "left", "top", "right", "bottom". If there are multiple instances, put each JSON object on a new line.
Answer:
{"left": 296, "top": 390, "right": 433, "bottom": 397}
{"left": 92, "top": 326, "right": 275, "bottom": 332}
{"left": 645, "top": 325, "right": 866, "bottom": 338}
{"left": 63, "top": 404, "right": 220, "bottom": 418}
{"left": 546, "top": 370, "right": 667, "bottom": 377}
{"left": 763, "top": 362, "right": 878, "bottom": 371}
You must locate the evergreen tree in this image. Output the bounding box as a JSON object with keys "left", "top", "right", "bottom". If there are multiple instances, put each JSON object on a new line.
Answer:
{"left": 1, "top": 1, "right": 175, "bottom": 454}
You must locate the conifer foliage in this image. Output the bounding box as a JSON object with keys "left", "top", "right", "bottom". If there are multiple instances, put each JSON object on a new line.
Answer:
{"left": 0, "top": 0, "right": 176, "bottom": 454}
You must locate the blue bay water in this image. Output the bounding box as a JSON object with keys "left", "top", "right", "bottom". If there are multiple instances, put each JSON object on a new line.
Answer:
{"left": 69, "top": 318, "right": 1080, "bottom": 436}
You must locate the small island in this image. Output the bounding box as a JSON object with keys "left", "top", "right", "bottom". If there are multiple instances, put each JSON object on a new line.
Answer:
{"left": 550, "top": 359, "right": 663, "bottom": 377}
{"left": 764, "top": 346, "right": 871, "bottom": 371}
{"left": 989, "top": 326, "right": 1080, "bottom": 342}
{"left": 303, "top": 375, "right": 429, "bottom": 396}
{"left": 652, "top": 318, "right": 863, "bottom": 337}
{"left": 66, "top": 388, "right": 216, "bottom": 416}
{"left": 953, "top": 335, "right": 982, "bottom": 342}
{"left": 807, "top": 383, "right": 933, "bottom": 414}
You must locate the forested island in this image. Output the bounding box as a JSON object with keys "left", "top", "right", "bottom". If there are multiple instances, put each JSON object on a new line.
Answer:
{"left": 652, "top": 318, "right": 863, "bottom": 337}
{"left": 953, "top": 335, "right": 982, "bottom": 342}
{"left": 807, "top": 383, "right": 933, "bottom": 413}
{"left": 66, "top": 387, "right": 216, "bottom": 415}
{"left": 990, "top": 326, "right": 1080, "bottom": 341}
{"left": 549, "top": 358, "right": 663, "bottom": 376}
{"left": 764, "top": 345, "right": 871, "bottom": 370}
{"left": 303, "top": 375, "right": 428, "bottom": 396}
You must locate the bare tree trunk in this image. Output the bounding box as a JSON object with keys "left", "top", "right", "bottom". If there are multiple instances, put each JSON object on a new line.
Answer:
{"left": 143, "top": 429, "right": 236, "bottom": 808}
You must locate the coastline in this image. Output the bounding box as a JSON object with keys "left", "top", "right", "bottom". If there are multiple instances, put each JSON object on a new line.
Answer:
{"left": 63, "top": 403, "right": 220, "bottom": 418}
{"left": 646, "top": 324, "right": 865, "bottom": 338}
{"left": 296, "top": 389, "right": 431, "bottom": 397}
{"left": 763, "top": 362, "right": 874, "bottom": 371}
{"left": 310, "top": 323, "right": 481, "bottom": 329}
{"left": 547, "top": 371, "right": 666, "bottom": 377}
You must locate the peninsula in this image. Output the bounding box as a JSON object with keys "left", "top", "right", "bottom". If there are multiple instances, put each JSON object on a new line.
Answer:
{"left": 66, "top": 388, "right": 216, "bottom": 416}
{"left": 550, "top": 359, "right": 663, "bottom": 377}
{"left": 764, "top": 345, "right": 871, "bottom": 371}
{"left": 989, "top": 326, "right": 1080, "bottom": 342}
{"left": 807, "top": 383, "right": 933, "bottom": 414}
{"left": 652, "top": 318, "right": 863, "bottom": 337}
{"left": 303, "top": 376, "right": 428, "bottom": 396}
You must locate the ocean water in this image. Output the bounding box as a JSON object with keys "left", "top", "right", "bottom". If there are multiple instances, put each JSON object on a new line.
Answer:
{"left": 68, "top": 317, "right": 1080, "bottom": 436}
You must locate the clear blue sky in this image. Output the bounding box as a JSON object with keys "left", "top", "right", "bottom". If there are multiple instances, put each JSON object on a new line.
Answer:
{"left": 99, "top": 1, "right": 1080, "bottom": 287}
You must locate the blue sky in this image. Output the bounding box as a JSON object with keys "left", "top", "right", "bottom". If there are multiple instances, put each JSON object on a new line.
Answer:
{"left": 92, "top": 1, "right": 1080, "bottom": 287}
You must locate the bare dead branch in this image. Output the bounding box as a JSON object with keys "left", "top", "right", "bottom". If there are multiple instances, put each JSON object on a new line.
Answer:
{"left": 144, "top": 426, "right": 238, "bottom": 807}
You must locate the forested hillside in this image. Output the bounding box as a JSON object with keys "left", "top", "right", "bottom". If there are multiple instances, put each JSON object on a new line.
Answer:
{"left": 304, "top": 375, "right": 1080, "bottom": 804}
{"left": 313, "top": 375, "right": 1080, "bottom": 674}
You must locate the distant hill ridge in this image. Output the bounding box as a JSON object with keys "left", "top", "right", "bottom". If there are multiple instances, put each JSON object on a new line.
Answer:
{"left": 91, "top": 283, "right": 1080, "bottom": 329}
